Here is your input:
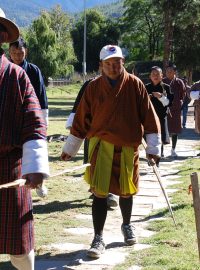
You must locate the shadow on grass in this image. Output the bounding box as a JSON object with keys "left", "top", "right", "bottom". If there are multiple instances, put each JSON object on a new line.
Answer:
{"left": 48, "top": 155, "right": 84, "bottom": 162}
{"left": 134, "top": 203, "right": 188, "bottom": 224}
{"left": 34, "top": 244, "right": 128, "bottom": 269}
{"left": 179, "top": 128, "right": 200, "bottom": 140}
{"left": 49, "top": 108, "right": 70, "bottom": 118}
{"left": 48, "top": 100, "right": 75, "bottom": 107}
{"left": 139, "top": 156, "right": 190, "bottom": 166}
{"left": 0, "top": 241, "right": 128, "bottom": 270}
{"left": 33, "top": 198, "right": 91, "bottom": 214}
{"left": 33, "top": 249, "right": 101, "bottom": 268}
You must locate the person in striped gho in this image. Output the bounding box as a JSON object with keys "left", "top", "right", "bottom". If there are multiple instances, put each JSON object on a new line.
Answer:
{"left": 0, "top": 8, "right": 49, "bottom": 270}
{"left": 163, "top": 64, "right": 186, "bottom": 157}
{"left": 9, "top": 36, "right": 49, "bottom": 199}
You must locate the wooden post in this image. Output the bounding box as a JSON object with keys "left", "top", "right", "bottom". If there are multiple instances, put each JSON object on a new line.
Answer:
{"left": 191, "top": 172, "right": 200, "bottom": 261}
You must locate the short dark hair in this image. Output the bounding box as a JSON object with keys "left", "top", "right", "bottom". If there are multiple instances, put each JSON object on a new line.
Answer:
{"left": 167, "top": 64, "right": 177, "bottom": 71}
{"left": 150, "top": 66, "right": 162, "bottom": 73}
{"left": 9, "top": 36, "right": 27, "bottom": 49}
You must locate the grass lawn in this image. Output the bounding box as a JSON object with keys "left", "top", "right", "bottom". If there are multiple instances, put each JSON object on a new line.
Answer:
{"left": 113, "top": 157, "right": 200, "bottom": 270}
{"left": 0, "top": 84, "right": 200, "bottom": 270}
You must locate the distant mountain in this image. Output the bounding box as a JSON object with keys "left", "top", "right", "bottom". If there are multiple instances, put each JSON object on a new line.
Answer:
{"left": 2, "top": 0, "right": 123, "bottom": 27}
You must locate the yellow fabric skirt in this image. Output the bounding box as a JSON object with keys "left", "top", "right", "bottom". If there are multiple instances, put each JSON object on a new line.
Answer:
{"left": 84, "top": 137, "right": 137, "bottom": 196}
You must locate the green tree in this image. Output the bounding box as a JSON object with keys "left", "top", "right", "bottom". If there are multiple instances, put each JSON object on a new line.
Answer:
{"left": 172, "top": 1, "right": 200, "bottom": 82}
{"left": 122, "top": 0, "right": 163, "bottom": 61}
{"left": 153, "top": 0, "right": 200, "bottom": 72}
{"left": 49, "top": 5, "right": 76, "bottom": 77}
{"left": 71, "top": 9, "right": 121, "bottom": 72}
{"left": 26, "top": 6, "right": 75, "bottom": 84}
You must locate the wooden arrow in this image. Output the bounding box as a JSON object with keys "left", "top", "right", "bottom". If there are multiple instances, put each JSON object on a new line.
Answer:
{"left": 50, "top": 163, "right": 91, "bottom": 178}
{"left": 0, "top": 163, "right": 91, "bottom": 189}
{"left": 0, "top": 179, "right": 26, "bottom": 189}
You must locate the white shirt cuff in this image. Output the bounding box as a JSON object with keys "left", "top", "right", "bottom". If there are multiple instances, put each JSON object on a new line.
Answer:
{"left": 158, "top": 95, "right": 169, "bottom": 106}
{"left": 22, "top": 139, "right": 49, "bottom": 178}
{"left": 62, "top": 134, "right": 84, "bottom": 157}
{"left": 145, "top": 133, "right": 161, "bottom": 156}
{"left": 66, "top": 113, "right": 75, "bottom": 129}
{"left": 190, "top": 91, "right": 200, "bottom": 100}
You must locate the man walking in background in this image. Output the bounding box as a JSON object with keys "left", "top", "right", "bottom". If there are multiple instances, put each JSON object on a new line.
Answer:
{"left": 163, "top": 64, "right": 186, "bottom": 157}
{"left": 146, "top": 66, "right": 173, "bottom": 159}
{"left": 181, "top": 76, "right": 191, "bottom": 129}
{"left": 190, "top": 80, "right": 200, "bottom": 134}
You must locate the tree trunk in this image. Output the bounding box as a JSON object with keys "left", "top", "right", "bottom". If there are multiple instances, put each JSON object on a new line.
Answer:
{"left": 186, "top": 68, "right": 193, "bottom": 85}
{"left": 163, "top": 4, "right": 174, "bottom": 74}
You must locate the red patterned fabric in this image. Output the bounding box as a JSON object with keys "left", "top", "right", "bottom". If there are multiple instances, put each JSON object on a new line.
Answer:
{"left": 163, "top": 77, "right": 186, "bottom": 134}
{"left": 0, "top": 53, "right": 47, "bottom": 255}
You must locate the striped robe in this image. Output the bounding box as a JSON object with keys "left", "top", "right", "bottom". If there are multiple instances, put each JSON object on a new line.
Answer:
{"left": 0, "top": 53, "right": 47, "bottom": 255}
{"left": 163, "top": 77, "right": 186, "bottom": 134}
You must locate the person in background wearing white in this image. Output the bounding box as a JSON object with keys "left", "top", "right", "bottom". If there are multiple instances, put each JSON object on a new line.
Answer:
{"left": 190, "top": 80, "right": 200, "bottom": 134}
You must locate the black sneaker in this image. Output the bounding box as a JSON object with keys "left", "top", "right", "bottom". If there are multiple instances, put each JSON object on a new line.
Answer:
{"left": 121, "top": 224, "right": 137, "bottom": 245}
{"left": 87, "top": 234, "right": 105, "bottom": 258}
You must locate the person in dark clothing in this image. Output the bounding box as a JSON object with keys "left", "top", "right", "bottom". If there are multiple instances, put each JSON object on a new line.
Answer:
{"left": 163, "top": 64, "right": 186, "bottom": 157}
{"left": 66, "top": 79, "right": 92, "bottom": 163}
{"left": 146, "top": 66, "right": 174, "bottom": 158}
{"left": 181, "top": 76, "right": 191, "bottom": 128}
{"left": 9, "top": 36, "right": 48, "bottom": 125}
{"left": 66, "top": 78, "right": 119, "bottom": 208}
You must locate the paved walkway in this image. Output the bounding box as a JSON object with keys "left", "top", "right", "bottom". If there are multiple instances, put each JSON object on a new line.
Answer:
{"left": 34, "top": 107, "right": 199, "bottom": 270}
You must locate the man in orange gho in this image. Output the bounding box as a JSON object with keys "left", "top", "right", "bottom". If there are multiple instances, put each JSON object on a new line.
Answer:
{"left": 61, "top": 44, "right": 161, "bottom": 258}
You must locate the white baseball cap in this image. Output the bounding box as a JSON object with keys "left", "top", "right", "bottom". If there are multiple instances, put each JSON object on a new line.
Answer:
{"left": 100, "top": 45, "right": 124, "bottom": 61}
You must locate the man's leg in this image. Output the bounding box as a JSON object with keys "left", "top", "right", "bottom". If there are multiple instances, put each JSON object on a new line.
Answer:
{"left": 182, "top": 104, "right": 188, "bottom": 128}
{"left": 119, "top": 196, "right": 137, "bottom": 245}
{"left": 107, "top": 193, "right": 118, "bottom": 208}
{"left": 92, "top": 195, "right": 107, "bottom": 236}
{"left": 87, "top": 195, "right": 107, "bottom": 258}
{"left": 10, "top": 249, "right": 34, "bottom": 270}
{"left": 171, "top": 134, "right": 178, "bottom": 156}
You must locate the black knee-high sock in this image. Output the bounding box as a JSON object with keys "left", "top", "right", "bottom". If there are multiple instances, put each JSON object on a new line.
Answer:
{"left": 161, "top": 144, "right": 164, "bottom": 155}
{"left": 92, "top": 196, "right": 107, "bottom": 236}
{"left": 172, "top": 134, "right": 178, "bottom": 149}
{"left": 119, "top": 196, "right": 133, "bottom": 225}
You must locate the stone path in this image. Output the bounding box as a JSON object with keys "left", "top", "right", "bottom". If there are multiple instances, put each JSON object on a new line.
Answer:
{"left": 36, "top": 108, "right": 199, "bottom": 270}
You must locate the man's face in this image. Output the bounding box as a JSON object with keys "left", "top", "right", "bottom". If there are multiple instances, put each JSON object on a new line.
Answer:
{"left": 100, "top": 57, "right": 124, "bottom": 80}
{"left": 166, "top": 67, "right": 176, "bottom": 80}
{"left": 150, "top": 69, "right": 163, "bottom": 85}
{"left": 9, "top": 46, "right": 26, "bottom": 65}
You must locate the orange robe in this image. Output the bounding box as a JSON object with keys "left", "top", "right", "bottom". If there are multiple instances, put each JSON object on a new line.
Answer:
{"left": 71, "top": 69, "right": 160, "bottom": 195}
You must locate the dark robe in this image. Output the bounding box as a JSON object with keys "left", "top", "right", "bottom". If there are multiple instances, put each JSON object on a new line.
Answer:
{"left": 0, "top": 53, "right": 46, "bottom": 255}
{"left": 145, "top": 82, "right": 174, "bottom": 144}
{"left": 163, "top": 77, "right": 186, "bottom": 134}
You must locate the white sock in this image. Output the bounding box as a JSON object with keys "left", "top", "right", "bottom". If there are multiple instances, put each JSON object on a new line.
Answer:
{"left": 10, "top": 249, "right": 34, "bottom": 270}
